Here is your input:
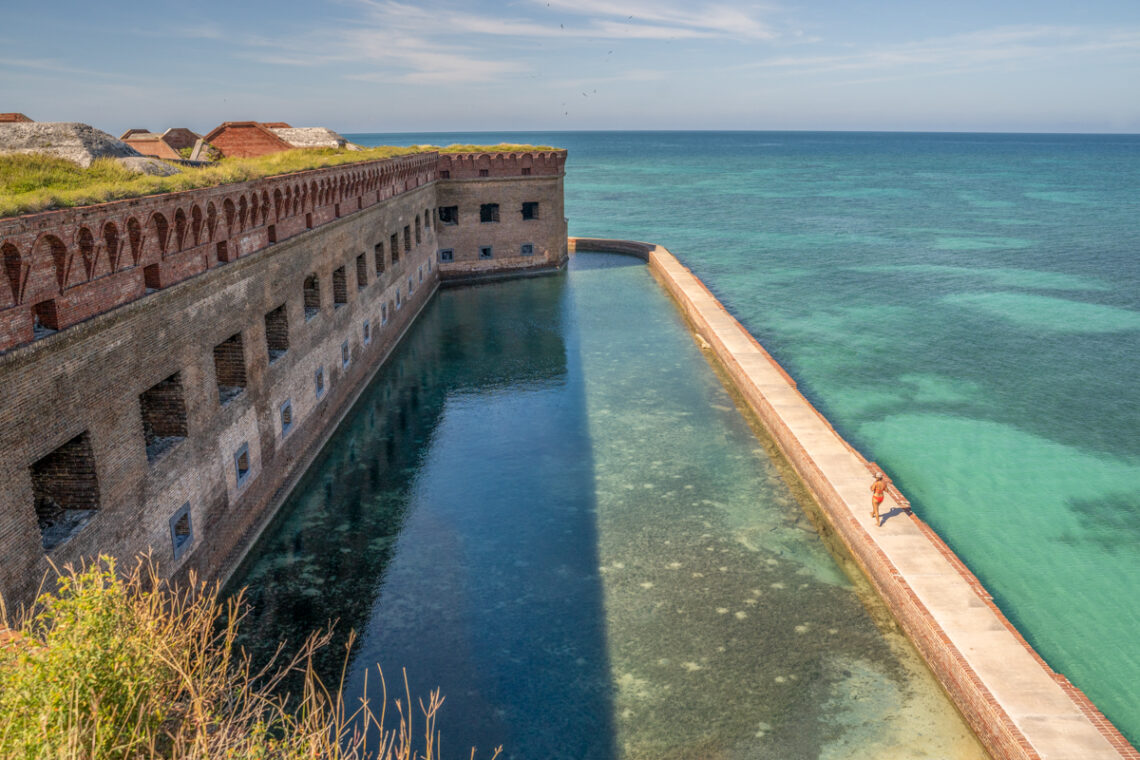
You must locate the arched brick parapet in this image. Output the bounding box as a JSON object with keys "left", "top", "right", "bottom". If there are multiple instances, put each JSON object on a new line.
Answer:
{"left": 0, "top": 149, "right": 471, "bottom": 352}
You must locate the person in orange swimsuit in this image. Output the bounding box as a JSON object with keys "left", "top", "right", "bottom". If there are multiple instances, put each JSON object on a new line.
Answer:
{"left": 870, "top": 472, "right": 887, "bottom": 526}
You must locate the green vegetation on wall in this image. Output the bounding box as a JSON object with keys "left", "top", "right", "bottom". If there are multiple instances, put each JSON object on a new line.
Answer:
{"left": 0, "top": 143, "right": 555, "bottom": 218}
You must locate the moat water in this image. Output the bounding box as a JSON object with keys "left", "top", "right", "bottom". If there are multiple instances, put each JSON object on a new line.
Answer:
{"left": 347, "top": 130, "right": 1140, "bottom": 749}
{"left": 229, "top": 253, "right": 985, "bottom": 758}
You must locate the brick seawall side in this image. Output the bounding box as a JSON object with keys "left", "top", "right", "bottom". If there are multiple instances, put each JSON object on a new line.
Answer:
{"left": 569, "top": 237, "right": 1138, "bottom": 760}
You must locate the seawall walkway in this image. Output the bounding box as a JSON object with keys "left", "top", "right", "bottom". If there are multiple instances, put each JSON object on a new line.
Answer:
{"left": 569, "top": 238, "right": 1137, "bottom": 760}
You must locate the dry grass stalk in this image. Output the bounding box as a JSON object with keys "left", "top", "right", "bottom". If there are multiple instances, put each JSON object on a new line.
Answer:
{"left": 0, "top": 555, "right": 502, "bottom": 760}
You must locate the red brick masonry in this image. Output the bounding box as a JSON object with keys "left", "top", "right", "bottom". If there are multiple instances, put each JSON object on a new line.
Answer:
{"left": 569, "top": 237, "right": 1138, "bottom": 760}
{"left": 0, "top": 150, "right": 565, "bottom": 355}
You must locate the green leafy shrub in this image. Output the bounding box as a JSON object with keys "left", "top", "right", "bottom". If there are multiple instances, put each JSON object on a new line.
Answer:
{"left": 0, "top": 556, "right": 497, "bottom": 760}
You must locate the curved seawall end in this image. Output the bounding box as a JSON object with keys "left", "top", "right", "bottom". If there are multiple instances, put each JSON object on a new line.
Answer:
{"left": 569, "top": 237, "right": 1138, "bottom": 760}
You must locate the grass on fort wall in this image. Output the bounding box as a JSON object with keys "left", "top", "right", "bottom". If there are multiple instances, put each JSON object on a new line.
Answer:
{"left": 0, "top": 143, "right": 555, "bottom": 219}
{"left": 0, "top": 556, "right": 497, "bottom": 760}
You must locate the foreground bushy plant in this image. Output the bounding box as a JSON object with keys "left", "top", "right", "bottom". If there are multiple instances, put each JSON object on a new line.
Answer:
{"left": 0, "top": 556, "right": 495, "bottom": 760}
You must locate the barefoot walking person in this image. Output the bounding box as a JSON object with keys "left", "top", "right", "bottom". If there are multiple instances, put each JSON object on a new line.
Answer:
{"left": 870, "top": 472, "right": 887, "bottom": 526}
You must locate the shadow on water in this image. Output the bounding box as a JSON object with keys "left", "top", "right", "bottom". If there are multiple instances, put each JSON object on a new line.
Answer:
{"left": 227, "top": 272, "right": 619, "bottom": 759}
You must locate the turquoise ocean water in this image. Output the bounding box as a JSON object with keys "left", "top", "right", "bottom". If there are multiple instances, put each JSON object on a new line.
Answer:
{"left": 346, "top": 131, "right": 1140, "bottom": 746}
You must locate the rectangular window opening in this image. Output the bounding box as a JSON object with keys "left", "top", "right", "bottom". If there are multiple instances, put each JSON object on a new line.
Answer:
{"left": 403, "top": 226, "right": 411, "bottom": 253}
{"left": 280, "top": 399, "right": 294, "bottom": 436}
{"left": 423, "top": 209, "right": 431, "bottom": 232}
{"left": 478, "top": 169, "right": 489, "bottom": 177}
{"left": 265, "top": 303, "right": 289, "bottom": 362}
{"left": 438, "top": 206, "right": 458, "bottom": 225}
{"left": 315, "top": 366, "right": 326, "bottom": 398}
{"left": 363, "top": 320, "right": 372, "bottom": 345}
{"left": 414, "top": 218, "right": 422, "bottom": 246}
{"left": 479, "top": 246, "right": 493, "bottom": 260}
{"left": 391, "top": 233, "right": 400, "bottom": 264}
{"left": 521, "top": 167, "right": 532, "bottom": 176}
{"left": 522, "top": 201, "right": 539, "bottom": 220}
{"left": 381, "top": 303, "right": 388, "bottom": 325}
{"left": 303, "top": 274, "right": 321, "bottom": 320}
{"left": 32, "top": 432, "right": 100, "bottom": 552}
{"left": 216, "top": 241, "right": 231, "bottom": 262}
{"left": 439, "top": 169, "right": 450, "bottom": 179}
{"left": 520, "top": 243, "right": 535, "bottom": 256}
{"left": 480, "top": 203, "right": 500, "bottom": 223}
{"left": 234, "top": 442, "right": 251, "bottom": 488}
{"left": 341, "top": 339, "right": 351, "bottom": 369}
{"left": 356, "top": 253, "right": 368, "bottom": 289}
{"left": 140, "top": 372, "right": 188, "bottom": 463}
{"left": 374, "top": 242, "right": 386, "bottom": 274}
{"left": 170, "top": 502, "right": 193, "bottom": 560}
{"left": 213, "top": 333, "right": 247, "bottom": 405}
{"left": 333, "top": 266, "right": 348, "bottom": 308}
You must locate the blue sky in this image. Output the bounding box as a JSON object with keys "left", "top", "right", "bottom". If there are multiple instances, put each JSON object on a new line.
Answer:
{"left": 2, "top": 0, "right": 1138, "bottom": 134}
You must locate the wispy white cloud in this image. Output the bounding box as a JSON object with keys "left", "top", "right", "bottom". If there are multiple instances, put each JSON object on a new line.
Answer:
{"left": 534, "top": 0, "right": 776, "bottom": 41}
{"left": 746, "top": 25, "right": 1140, "bottom": 78}
{"left": 161, "top": 0, "right": 779, "bottom": 86}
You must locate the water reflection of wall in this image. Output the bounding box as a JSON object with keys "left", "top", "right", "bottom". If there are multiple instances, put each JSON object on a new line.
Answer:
{"left": 228, "top": 275, "right": 571, "bottom": 680}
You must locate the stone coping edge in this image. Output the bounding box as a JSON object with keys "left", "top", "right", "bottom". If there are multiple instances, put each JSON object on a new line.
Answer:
{"left": 569, "top": 237, "right": 1138, "bottom": 760}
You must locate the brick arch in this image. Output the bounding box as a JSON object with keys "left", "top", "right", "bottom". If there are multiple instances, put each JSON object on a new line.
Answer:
{"left": 223, "top": 198, "right": 236, "bottom": 236}
{"left": 145, "top": 211, "right": 170, "bottom": 258}
{"left": 2, "top": 241, "right": 25, "bottom": 305}
{"left": 76, "top": 226, "right": 96, "bottom": 279}
{"left": 205, "top": 203, "right": 218, "bottom": 241}
{"left": 237, "top": 195, "right": 248, "bottom": 232}
{"left": 126, "top": 217, "right": 143, "bottom": 266}
{"left": 34, "top": 233, "right": 69, "bottom": 291}
{"left": 260, "top": 191, "right": 270, "bottom": 224}
{"left": 292, "top": 185, "right": 301, "bottom": 215}
{"left": 299, "top": 184, "right": 307, "bottom": 212}
{"left": 102, "top": 221, "right": 121, "bottom": 270}
{"left": 282, "top": 188, "right": 292, "bottom": 219}
{"left": 190, "top": 205, "right": 203, "bottom": 246}
{"left": 274, "top": 188, "right": 284, "bottom": 220}
{"left": 310, "top": 181, "right": 318, "bottom": 208}
{"left": 174, "top": 208, "right": 188, "bottom": 251}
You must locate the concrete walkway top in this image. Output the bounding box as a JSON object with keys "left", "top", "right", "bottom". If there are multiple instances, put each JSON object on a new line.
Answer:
{"left": 569, "top": 238, "right": 1138, "bottom": 760}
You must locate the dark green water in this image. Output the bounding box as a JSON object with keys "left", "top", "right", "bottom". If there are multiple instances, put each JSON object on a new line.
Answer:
{"left": 229, "top": 253, "right": 983, "bottom": 758}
